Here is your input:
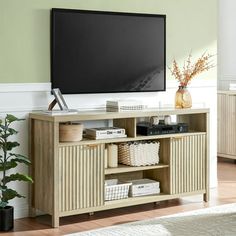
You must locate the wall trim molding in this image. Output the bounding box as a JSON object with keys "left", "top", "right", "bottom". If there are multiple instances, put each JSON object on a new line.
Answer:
{"left": 0, "top": 80, "right": 216, "bottom": 93}
{"left": 0, "top": 80, "right": 217, "bottom": 113}
{"left": 0, "top": 107, "right": 47, "bottom": 113}
{"left": 0, "top": 83, "right": 51, "bottom": 93}
{"left": 218, "top": 75, "right": 236, "bottom": 80}
{"left": 166, "top": 79, "right": 216, "bottom": 89}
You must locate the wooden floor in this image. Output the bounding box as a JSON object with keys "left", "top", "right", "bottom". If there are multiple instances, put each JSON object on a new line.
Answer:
{"left": 2, "top": 158, "right": 236, "bottom": 236}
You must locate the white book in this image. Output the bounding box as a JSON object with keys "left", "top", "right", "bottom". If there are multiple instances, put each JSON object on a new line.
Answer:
{"left": 86, "top": 134, "right": 127, "bottom": 140}
{"left": 86, "top": 127, "right": 126, "bottom": 136}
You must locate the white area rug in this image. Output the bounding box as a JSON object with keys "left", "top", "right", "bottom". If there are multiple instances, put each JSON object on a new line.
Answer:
{"left": 66, "top": 203, "right": 236, "bottom": 236}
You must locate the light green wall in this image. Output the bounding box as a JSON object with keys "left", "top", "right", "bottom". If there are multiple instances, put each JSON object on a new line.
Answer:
{"left": 0, "top": 0, "right": 217, "bottom": 83}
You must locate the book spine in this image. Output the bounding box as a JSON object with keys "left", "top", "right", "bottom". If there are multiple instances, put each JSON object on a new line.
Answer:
{"left": 86, "top": 134, "right": 127, "bottom": 140}
{"left": 86, "top": 129, "right": 125, "bottom": 136}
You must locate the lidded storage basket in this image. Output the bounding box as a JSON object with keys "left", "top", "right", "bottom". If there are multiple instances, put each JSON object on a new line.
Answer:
{"left": 118, "top": 141, "right": 160, "bottom": 166}
{"left": 59, "top": 123, "right": 83, "bottom": 142}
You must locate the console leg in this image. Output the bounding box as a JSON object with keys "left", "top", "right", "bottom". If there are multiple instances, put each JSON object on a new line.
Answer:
{"left": 204, "top": 192, "right": 209, "bottom": 202}
{"left": 52, "top": 215, "right": 59, "bottom": 228}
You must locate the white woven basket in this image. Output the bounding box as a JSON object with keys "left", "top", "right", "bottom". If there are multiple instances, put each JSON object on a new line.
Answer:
{"left": 105, "top": 179, "right": 131, "bottom": 201}
{"left": 118, "top": 141, "right": 160, "bottom": 166}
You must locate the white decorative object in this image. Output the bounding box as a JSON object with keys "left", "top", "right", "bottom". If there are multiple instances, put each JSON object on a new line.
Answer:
{"left": 164, "top": 115, "right": 171, "bottom": 125}
{"left": 229, "top": 83, "right": 236, "bottom": 90}
{"left": 106, "top": 100, "right": 147, "bottom": 112}
{"left": 150, "top": 116, "right": 159, "bottom": 125}
{"left": 108, "top": 144, "right": 118, "bottom": 168}
{"left": 118, "top": 141, "right": 160, "bottom": 166}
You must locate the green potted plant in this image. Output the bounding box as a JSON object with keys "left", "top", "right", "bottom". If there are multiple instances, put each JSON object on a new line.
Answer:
{"left": 0, "top": 114, "right": 33, "bottom": 231}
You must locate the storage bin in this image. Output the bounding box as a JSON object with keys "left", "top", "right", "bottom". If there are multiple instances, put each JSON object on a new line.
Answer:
{"left": 118, "top": 141, "right": 160, "bottom": 166}
{"left": 128, "top": 178, "right": 160, "bottom": 197}
{"left": 59, "top": 123, "right": 83, "bottom": 142}
{"left": 105, "top": 179, "right": 131, "bottom": 201}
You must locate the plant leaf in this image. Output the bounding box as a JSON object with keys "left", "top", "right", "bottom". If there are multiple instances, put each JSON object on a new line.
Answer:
{"left": 6, "top": 141, "right": 20, "bottom": 151}
{"left": 2, "top": 188, "right": 24, "bottom": 202}
{"left": 0, "top": 186, "right": 7, "bottom": 191}
{"left": 6, "top": 114, "right": 24, "bottom": 124}
{"left": 0, "top": 124, "right": 6, "bottom": 130}
{"left": 0, "top": 128, "right": 18, "bottom": 139}
{"left": 8, "top": 153, "right": 31, "bottom": 165}
{"left": 0, "top": 201, "right": 8, "bottom": 208}
{"left": 7, "top": 128, "right": 18, "bottom": 135}
{"left": 0, "top": 160, "right": 18, "bottom": 171}
{"left": 4, "top": 173, "right": 33, "bottom": 184}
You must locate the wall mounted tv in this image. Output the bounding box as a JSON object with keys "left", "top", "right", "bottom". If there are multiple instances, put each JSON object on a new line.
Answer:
{"left": 51, "top": 8, "right": 166, "bottom": 94}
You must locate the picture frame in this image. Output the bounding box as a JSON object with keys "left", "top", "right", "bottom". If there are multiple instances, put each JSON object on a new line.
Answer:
{"left": 49, "top": 88, "right": 69, "bottom": 111}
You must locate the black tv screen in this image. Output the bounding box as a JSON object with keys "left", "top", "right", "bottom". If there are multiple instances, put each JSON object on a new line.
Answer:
{"left": 51, "top": 9, "right": 166, "bottom": 94}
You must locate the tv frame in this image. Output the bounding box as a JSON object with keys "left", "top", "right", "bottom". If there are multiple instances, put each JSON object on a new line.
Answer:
{"left": 51, "top": 8, "right": 166, "bottom": 94}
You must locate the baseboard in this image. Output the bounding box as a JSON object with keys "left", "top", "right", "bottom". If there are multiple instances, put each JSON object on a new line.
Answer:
{"left": 14, "top": 204, "right": 29, "bottom": 219}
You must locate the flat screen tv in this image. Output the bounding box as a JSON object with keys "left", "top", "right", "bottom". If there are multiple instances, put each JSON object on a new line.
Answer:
{"left": 51, "top": 9, "right": 166, "bottom": 94}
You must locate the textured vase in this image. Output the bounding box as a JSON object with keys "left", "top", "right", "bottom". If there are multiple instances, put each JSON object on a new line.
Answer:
{"left": 175, "top": 86, "right": 192, "bottom": 109}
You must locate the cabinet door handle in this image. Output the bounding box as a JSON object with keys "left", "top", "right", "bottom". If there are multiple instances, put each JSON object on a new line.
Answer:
{"left": 86, "top": 144, "right": 99, "bottom": 148}
{"left": 171, "top": 136, "right": 184, "bottom": 140}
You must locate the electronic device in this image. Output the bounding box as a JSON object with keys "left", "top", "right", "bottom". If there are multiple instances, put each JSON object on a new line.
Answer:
{"left": 106, "top": 100, "right": 147, "bottom": 112}
{"left": 137, "top": 122, "right": 188, "bottom": 136}
{"left": 51, "top": 9, "right": 166, "bottom": 94}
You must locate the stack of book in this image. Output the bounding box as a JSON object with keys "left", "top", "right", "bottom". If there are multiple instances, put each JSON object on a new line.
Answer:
{"left": 106, "top": 100, "right": 147, "bottom": 112}
{"left": 85, "top": 127, "right": 127, "bottom": 140}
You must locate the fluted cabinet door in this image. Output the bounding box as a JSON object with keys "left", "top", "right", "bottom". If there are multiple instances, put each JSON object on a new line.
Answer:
{"left": 218, "top": 93, "right": 236, "bottom": 157}
{"left": 170, "top": 134, "right": 206, "bottom": 195}
{"left": 58, "top": 144, "right": 105, "bottom": 213}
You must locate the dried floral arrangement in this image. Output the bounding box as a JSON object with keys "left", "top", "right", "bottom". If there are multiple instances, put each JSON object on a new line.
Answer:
{"left": 169, "top": 52, "right": 215, "bottom": 87}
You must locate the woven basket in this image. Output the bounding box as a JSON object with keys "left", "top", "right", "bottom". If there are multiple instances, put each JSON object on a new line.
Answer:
{"left": 105, "top": 179, "right": 131, "bottom": 201}
{"left": 118, "top": 141, "right": 160, "bottom": 166}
